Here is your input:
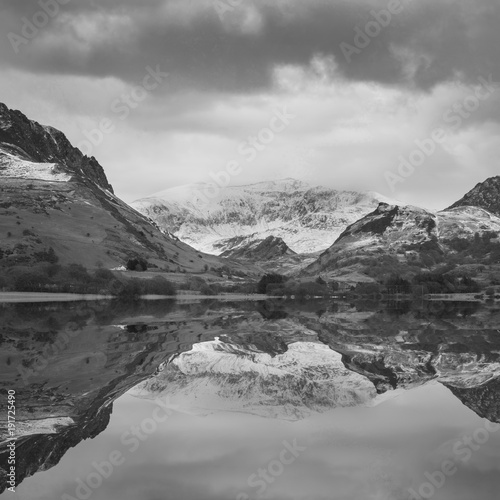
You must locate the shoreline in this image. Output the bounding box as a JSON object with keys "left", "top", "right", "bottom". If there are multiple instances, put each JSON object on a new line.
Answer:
{"left": 0, "top": 292, "right": 115, "bottom": 303}
{"left": 0, "top": 292, "right": 278, "bottom": 303}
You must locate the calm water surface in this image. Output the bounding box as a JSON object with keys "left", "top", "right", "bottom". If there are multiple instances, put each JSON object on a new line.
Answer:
{"left": 1, "top": 299, "right": 499, "bottom": 500}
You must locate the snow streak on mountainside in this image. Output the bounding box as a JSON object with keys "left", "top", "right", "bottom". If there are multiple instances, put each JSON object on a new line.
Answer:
{"left": 131, "top": 179, "right": 398, "bottom": 255}
{"left": 130, "top": 340, "right": 377, "bottom": 420}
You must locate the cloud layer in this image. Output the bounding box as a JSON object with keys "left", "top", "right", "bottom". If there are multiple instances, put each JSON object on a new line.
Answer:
{"left": 0, "top": 0, "right": 499, "bottom": 207}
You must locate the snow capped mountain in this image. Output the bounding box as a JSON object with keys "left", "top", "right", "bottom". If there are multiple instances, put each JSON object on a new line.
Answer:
{"left": 130, "top": 340, "right": 377, "bottom": 420}
{"left": 131, "top": 179, "right": 398, "bottom": 255}
{"left": 304, "top": 202, "right": 500, "bottom": 277}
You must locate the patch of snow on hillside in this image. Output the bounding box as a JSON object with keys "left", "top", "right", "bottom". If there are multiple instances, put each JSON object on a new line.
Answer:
{"left": 0, "top": 149, "right": 70, "bottom": 182}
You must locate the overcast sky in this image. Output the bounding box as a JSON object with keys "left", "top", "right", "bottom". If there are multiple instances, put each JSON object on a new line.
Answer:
{"left": 1, "top": 0, "right": 499, "bottom": 209}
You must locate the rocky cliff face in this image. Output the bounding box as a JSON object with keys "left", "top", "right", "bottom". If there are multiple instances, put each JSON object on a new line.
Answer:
{"left": 448, "top": 176, "right": 500, "bottom": 217}
{"left": 218, "top": 235, "right": 317, "bottom": 273}
{"left": 131, "top": 179, "right": 396, "bottom": 255}
{"left": 0, "top": 103, "right": 112, "bottom": 192}
{"left": 0, "top": 102, "right": 243, "bottom": 272}
{"left": 221, "top": 235, "right": 296, "bottom": 260}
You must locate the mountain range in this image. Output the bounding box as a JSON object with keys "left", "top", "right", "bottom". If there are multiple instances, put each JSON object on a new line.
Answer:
{"left": 303, "top": 203, "right": 500, "bottom": 282}
{"left": 131, "top": 170, "right": 500, "bottom": 284}
{"left": 3, "top": 100, "right": 500, "bottom": 286}
{"left": 131, "top": 179, "right": 397, "bottom": 255}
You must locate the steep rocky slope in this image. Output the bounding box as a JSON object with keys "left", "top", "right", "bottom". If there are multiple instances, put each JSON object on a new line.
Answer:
{"left": 219, "top": 235, "right": 317, "bottom": 273}
{"left": 221, "top": 235, "right": 296, "bottom": 260}
{"left": 131, "top": 179, "right": 397, "bottom": 255}
{"left": 448, "top": 176, "right": 500, "bottom": 216}
{"left": 0, "top": 103, "right": 241, "bottom": 273}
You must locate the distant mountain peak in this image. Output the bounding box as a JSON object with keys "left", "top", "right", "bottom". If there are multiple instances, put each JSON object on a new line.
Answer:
{"left": 448, "top": 175, "right": 500, "bottom": 217}
{"left": 132, "top": 180, "right": 400, "bottom": 255}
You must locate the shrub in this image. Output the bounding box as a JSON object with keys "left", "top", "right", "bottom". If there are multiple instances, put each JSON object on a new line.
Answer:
{"left": 257, "top": 273, "right": 286, "bottom": 294}
{"left": 14, "top": 271, "right": 49, "bottom": 292}
{"left": 199, "top": 284, "right": 216, "bottom": 295}
{"left": 187, "top": 276, "right": 209, "bottom": 291}
{"left": 354, "top": 282, "right": 382, "bottom": 296}
{"left": 126, "top": 257, "right": 149, "bottom": 272}
{"left": 33, "top": 247, "right": 59, "bottom": 264}
{"left": 118, "top": 279, "right": 143, "bottom": 300}
{"left": 143, "top": 276, "right": 176, "bottom": 296}
{"left": 66, "top": 263, "right": 91, "bottom": 281}
{"left": 386, "top": 275, "right": 412, "bottom": 294}
{"left": 94, "top": 268, "right": 115, "bottom": 281}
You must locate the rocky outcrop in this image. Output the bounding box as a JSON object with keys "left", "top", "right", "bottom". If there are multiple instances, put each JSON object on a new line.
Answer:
{"left": 221, "top": 235, "right": 296, "bottom": 260}
{"left": 0, "top": 103, "right": 112, "bottom": 192}
{"left": 448, "top": 176, "right": 500, "bottom": 217}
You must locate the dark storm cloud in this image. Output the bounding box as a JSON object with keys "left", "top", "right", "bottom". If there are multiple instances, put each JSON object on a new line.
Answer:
{"left": 1, "top": 0, "right": 499, "bottom": 93}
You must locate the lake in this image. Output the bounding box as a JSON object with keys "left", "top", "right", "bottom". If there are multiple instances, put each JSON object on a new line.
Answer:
{"left": 1, "top": 298, "right": 500, "bottom": 500}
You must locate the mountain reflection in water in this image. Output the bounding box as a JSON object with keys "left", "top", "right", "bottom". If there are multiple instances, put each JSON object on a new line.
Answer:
{"left": 1, "top": 298, "right": 499, "bottom": 500}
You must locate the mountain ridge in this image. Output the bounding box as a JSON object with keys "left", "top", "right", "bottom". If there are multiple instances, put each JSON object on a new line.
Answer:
{"left": 131, "top": 179, "right": 399, "bottom": 255}
{"left": 0, "top": 102, "right": 244, "bottom": 273}
{"left": 302, "top": 201, "right": 500, "bottom": 282}
{"left": 448, "top": 175, "right": 500, "bottom": 217}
